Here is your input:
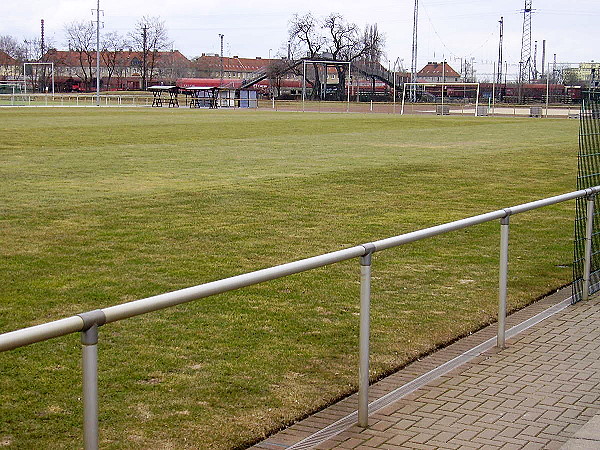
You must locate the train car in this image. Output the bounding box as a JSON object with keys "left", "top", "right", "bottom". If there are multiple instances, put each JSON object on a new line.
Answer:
{"left": 177, "top": 77, "right": 391, "bottom": 100}
{"left": 503, "top": 83, "right": 578, "bottom": 103}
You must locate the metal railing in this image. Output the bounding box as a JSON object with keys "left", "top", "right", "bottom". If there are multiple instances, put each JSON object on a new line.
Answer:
{"left": 0, "top": 93, "right": 155, "bottom": 107}
{"left": 1, "top": 186, "right": 599, "bottom": 449}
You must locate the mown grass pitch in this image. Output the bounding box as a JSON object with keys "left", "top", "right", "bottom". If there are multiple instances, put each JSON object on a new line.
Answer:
{"left": 0, "top": 107, "right": 578, "bottom": 448}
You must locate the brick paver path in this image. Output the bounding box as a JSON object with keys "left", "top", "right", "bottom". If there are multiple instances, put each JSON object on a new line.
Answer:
{"left": 254, "top": 292, "right": 600, "bottom": 449}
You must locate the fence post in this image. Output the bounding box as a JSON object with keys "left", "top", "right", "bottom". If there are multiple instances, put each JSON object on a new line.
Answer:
{"left": 497, "top": 213, "right": 510, "bottom": 348}
{"left": 358, "top": 244, "right": 374, "bottom": 427}
{"left": 81, "top": 325, "right": 99, "bottom": 450}
{"left": 583, "top": 195, "right": 596, "bottom": 300}
{"left": 79, "top": 311, "right": 105, "bottom": 450}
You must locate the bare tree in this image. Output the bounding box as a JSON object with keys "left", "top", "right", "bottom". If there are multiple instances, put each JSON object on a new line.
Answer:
{"left": 65, "top": 21, "right": 96, "bottom": 90}
{"left": 288, "top": 13, "right": 386, "bottom": 101}
{"left": 265, "top": 59, "right": 292, "bottom": 98}
{"left": 358, "top": 24, "right": 386, "bottom": 99}
{"left": 128, "top": 16, "right": 171, "bottom": 89}
{"left": 323, "top": 14, "right": 364, "bottom": 100}
{"left": 0, "top": 35, "right": 26, "bottom": 61}
{"left": 19, "top": 36, "right": 56, "bottom": 91}
{"left": 288, "top": 13, "right": 325, "bottom": 99}
{"left": 101, "top": 31, "right": 127, "bottom": 90}
{"left": 362, "top": 24, "right": 385, "bottom": 63}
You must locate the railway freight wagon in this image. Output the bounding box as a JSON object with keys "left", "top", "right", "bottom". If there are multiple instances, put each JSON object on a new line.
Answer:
{"left": 501, "top": 83, "right": 581, "bottom": 103}
{"left": 444, "top": 83, "right": 582, "bottom": 104}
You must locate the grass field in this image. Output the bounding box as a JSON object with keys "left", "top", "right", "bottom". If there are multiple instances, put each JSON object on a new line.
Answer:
{"left": 0, "top": 107, "right": 579, "bottom": 448}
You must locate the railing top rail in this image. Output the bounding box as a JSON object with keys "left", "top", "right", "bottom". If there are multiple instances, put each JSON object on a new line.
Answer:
{"left": 2, "top": 185, "right": 599, "bottom": 353}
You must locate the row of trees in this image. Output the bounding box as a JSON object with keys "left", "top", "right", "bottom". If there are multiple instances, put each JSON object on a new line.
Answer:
{"left": 0, "top": 35, "right": 51, "bottom": 62}
{"left": 0, "top": 16, "right": 171, "bottom": 91}
{"left": 63, "top": 16, "right": 171, "bottom": 90}
{"left": 2, "top": 12, "right": 385, "bottom": 96}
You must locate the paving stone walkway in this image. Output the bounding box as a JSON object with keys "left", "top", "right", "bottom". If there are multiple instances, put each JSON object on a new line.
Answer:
{"left": 253, "top": 289, "right": 600, "bottom": 449}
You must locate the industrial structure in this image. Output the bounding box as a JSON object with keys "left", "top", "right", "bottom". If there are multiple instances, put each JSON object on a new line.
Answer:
{"left": 519, "top": 0, "right": 534, "bottom": 84}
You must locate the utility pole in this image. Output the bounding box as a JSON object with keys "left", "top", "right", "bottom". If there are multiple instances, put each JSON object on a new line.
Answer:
{"left": 219, "top": 34, "right": 224, "bottom": 87}
{"left": 541, "top": 39, "right": 546, "bottom": 79}
{"left": 142, "top": 25, "right": 148, "bottom": 90}
{"left": 496, "top": 17, "right": 504, "bottom": 96}
{"left": 533, "top": 40, "right": 538, "bottom": 80}
{"left": 410, "top": 0, "right": 419, "bottom": 102}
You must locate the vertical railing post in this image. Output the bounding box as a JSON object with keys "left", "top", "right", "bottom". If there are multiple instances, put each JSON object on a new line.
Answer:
{"left": 497, "top": 213, "right": 510, "bottom": 349}
{"left": 78, "top": 311, "right": 105, "bottom": 450}
{"left": 358, "top": 244, "right": 375, "bottom": 428}
{"left": 82, "top": 325, "right": 99, "bottom": 450}
{"left": 583, "top": 194, "right": 596, "bottom": 300}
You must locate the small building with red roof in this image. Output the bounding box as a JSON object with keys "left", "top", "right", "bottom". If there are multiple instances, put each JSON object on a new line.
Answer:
{"left": 417, "top": 62, "right": 461, "bottom": 83}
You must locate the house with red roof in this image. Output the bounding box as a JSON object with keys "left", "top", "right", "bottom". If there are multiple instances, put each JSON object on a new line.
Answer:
{"left": 0, "top": 51, "right": 20, "bottom": 80}
{"left": 43, "top": 49, "right": 194, "bottom": 91}
{"left": 417, "top": 62, "right": 461, "bottom": 83}
{"left": 194, "top": 54, "right": 274, "bottom": 79}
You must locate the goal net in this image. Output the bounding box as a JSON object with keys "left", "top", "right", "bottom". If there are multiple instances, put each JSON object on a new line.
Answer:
{"left": 401, "top": 82, "right": 481, "bottom": 116}
{"left": 0, "top": 81, "right": 27, "bottom": 106}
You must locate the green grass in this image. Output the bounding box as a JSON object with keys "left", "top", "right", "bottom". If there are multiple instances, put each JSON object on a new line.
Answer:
{"left": 0, "top": 107, "right": 578, "bottom": 448}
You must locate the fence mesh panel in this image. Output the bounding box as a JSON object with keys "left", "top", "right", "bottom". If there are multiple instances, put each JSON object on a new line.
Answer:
{"left": 573, "top": 90, "right": 600, "bottom": 303}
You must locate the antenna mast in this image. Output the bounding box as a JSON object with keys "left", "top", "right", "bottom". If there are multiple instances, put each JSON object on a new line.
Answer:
{"left": 40, "top": 19, "right": 45, "bottom": 56}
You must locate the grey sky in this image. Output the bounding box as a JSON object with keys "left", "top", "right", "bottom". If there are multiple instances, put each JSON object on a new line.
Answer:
{"left": 2, "top": 0, "right": 598, "bottom": 81}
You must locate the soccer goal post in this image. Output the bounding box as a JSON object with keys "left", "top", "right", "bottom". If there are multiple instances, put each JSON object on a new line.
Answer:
{"left": 302, "top": 60, "right": 351, "bottom": 112}
{"left": 23, "top": 62, "right": 55, "bottom": 95}
{"left": 401, "top": 82, "right": 481, "bottom": 116}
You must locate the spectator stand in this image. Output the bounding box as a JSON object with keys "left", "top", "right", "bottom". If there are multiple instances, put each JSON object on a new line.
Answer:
{"left": 148, "top": 86, "right": 179, "bottom": 107}
{"left": 180, "top": 86, "right": 219, "bottom": 108}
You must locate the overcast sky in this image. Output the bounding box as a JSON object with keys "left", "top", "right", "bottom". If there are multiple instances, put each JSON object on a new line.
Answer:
{"left": 2, "top": 0, "right": 599, "bottom": 81}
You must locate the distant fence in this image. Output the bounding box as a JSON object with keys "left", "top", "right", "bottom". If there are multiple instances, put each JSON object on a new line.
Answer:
{"left": 1, "top": 186, "right": 599, "bottom": 449}
{"left": 0, "top": 94, "right": 583, "bottom": 118}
